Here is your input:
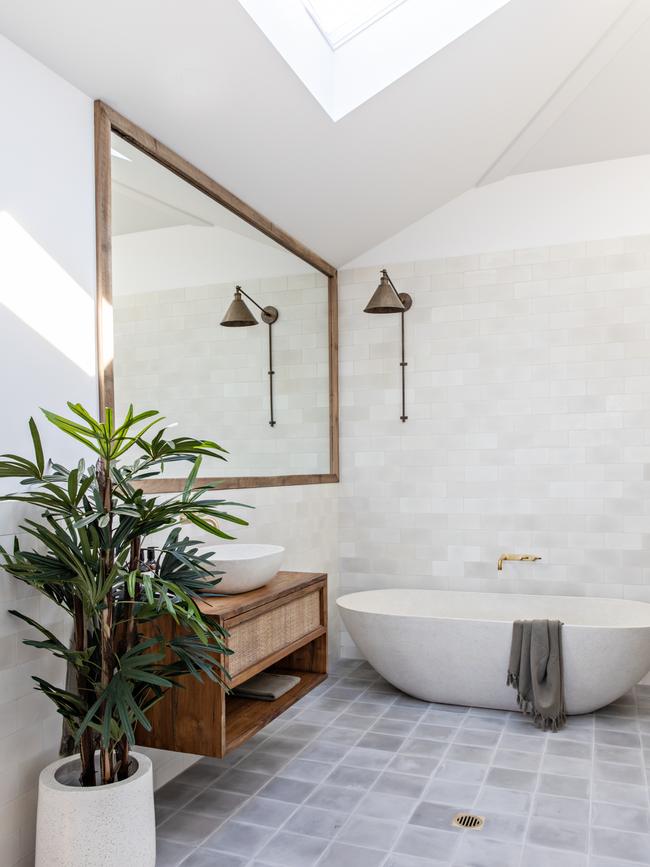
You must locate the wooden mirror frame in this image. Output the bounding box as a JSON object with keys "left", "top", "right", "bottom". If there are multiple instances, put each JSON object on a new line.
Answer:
{"left": 94, "top": 101, "right": 339, "bottom": 491}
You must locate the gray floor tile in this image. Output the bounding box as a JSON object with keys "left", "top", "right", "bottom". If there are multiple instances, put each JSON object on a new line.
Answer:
{"left": 591, "top": 778, "right": 649, "bottom": 807}
{"left": 541, "top": 754, "right": 592, "bottom": 778}
{"left": 400, "top": 737, "right": 448, "bottom": 758}
{"left": 594, "top": 760, "right": 646, "bottom": 785}
{"left": 181, "top": 849, "right": 247, "bottom": 867}
{"left": 373, "top": 770, "right": 427, "bottom": 798}
{"left": 409, "top": 800, "right": 461, "bottom": 831}
{"left": 154, "top": 839, "right": 194, "bottom": 867}
{"left": 235, "top": 750, "right": 290, "bottom": 775}
{"left": 527, "top": 817, "right": 588, "bottom": 853}
{"left": 437, "top": 760, "right": 487, "bottom": 784}
{"left": 357, "top": 789, "right": 418, "bottom": 821}
{"left": 319, "top": 726, "right": 362, "bottom": 746}
{"left": 371, "top": 717, "right": 416, "bottom": 736}
{"left": 299, "top": 741, "right": 351, "bottom": 763}
{"left": 486, "top": 766, "right": 537, "bottom": 792}
{"left": 591, "top": 827, "right": 650, "bottom": 863}
{"left": 216, "top": 769, "right": 271, "bottom": 795}
{"left": 452, "top": 834, "right": 522, "bottom": 867}
{"left": 170, "top": 762, "right": 225, "bottom": 789}
{"left": 537, "top": 773, "right": 589, "bottom": 799}
{"left": 156, "top": 782, "right": 202, "bottom": 812}
{"left": 481, "top": 811, "right": 528, "bottom": 843}
{"left": 256, "top": 830, "right": 329, "bottom": 865}
{"left": 532, "top": 794, "right": 590, "bottom": 824}
{"left": 425, "top": 779, "right": 483, "bottom": 808}
{"left": 454, "top": 728, "right": 500, "bottom": 748}
{"left": 493, "top": 748, "right": 541, "bottom": 772}
{"left": 594, "top": 744, "right": 643, "bottom": 765}
{"left": 545, "top": 738, "right": 592, "bottom": 760}
{"left": 306, "top": 783, "right": 365, "bottom": 812}
{"left": 475, "top": 785, "right": 532, "bottom": 815}
{"left": 152, "top": 663, "right": 650, "bottom": 867}
{"left": 258, "top": 776, "right": 316, "bottom": 803}
{"left": 262, "top": 736, "right": 308, "bottom": 757}
{"left": 446, "top": 744, "right": 493, "bottom": 764}
{"left": 591, "top": 800, "right": 650, "bottom": 834}
{"left": 326, "top": 764, "right": 380, "bottom": 790}
{"left": 388, "top": 753, "right": 440, "bottom": 776}
{"left": 284, "top": 805, "right": 347, "bottom": 838}
{"left": 357, "top": 731, "right": 405, "bottom": 752}
{"left": 281, "top": 758, "right": 333, "bottom": 783}
{"left": 342, "top": 746, "right": 393, "bottom": 770}
{"left": 234, "top": 796, "right": 297, "bottom": 828}
{"left": 521, "top": 846, "right": 588, "bottom": 867}
{"left": 317, "top": 842, "right": 387, "bottom": 867}
{"left": 202, "top": 821, "right": 273, "bottom": 857}
{"left": 338, "top": 814, "right": 403, "bottom": 850}
{"left": 157, "top": 810, "right": 221, "bottom": 847}
{"left": 184, "top": 788, "right": 248, "bottom": 819}
{"left": 394, "top": 825, "right": 460, "bottom": 861}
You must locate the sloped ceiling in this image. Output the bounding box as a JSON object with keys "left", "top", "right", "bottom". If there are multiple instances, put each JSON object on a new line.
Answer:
{"left": 0, "top": 0, "right": 643, "bottom": 265}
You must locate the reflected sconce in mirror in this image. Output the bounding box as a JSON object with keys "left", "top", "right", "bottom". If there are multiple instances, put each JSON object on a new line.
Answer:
{"left": 221, "top": 285, "right": 279, "bottom": 427}
{"left": 364, "top": 269, "right": 413, "bottom": 422}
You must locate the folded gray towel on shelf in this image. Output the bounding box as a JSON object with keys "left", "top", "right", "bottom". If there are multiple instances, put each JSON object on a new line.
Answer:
{"left": 233, "top": 672, "right": 301, "bottom": 701}
{"left": 507, "top": 619, "right": 566, "bottom": 732}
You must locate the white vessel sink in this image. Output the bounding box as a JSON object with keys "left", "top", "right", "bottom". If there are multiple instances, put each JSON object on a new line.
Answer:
{"left": 202, "top": 544, "right": 284, "bottom": 594}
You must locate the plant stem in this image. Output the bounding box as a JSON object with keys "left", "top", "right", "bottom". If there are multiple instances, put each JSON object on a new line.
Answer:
{"left": 74, "top": 597, "right": 96, "bottom": 787}
{"left": 98, "top": 455, "right": 115, "bottom": 784}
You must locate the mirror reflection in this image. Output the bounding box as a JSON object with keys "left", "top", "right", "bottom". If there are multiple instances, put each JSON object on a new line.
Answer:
{"left": 110, "top": 133, "right": 331, "bottom": 478}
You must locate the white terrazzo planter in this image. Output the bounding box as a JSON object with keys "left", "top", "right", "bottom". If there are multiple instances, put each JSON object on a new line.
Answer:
{"left": 35, "top": 751, "right": 155, "bottom": 867}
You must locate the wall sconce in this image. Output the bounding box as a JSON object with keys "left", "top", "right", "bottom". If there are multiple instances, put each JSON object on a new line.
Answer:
{"left": 221, "top": 285, "right": 279, "bottom": 427}
{"left": 363, "top": 269, "right": 413, "bottom": 422}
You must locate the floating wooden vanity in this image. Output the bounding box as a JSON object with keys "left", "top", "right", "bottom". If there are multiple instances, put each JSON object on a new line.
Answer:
{"left": 137, "top": 571, "right": 328, "bottom": 758}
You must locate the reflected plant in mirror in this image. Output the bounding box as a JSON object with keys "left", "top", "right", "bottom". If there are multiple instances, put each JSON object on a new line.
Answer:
{"left": 109, "top": 132, "right": 331, "bottom": 481}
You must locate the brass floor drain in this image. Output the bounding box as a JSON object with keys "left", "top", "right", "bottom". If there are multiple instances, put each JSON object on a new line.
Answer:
{"left": 452, "top": 812, "right": 485, "bottom": 830}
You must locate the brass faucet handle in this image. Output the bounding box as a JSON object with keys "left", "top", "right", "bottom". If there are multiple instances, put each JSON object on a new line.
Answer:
{"left": 497, "top": 552, "right": 542, "bottom": 570}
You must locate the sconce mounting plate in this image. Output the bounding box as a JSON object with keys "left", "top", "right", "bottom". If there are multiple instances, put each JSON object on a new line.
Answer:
{"left": 261, "top": 306, "right": 279, "bottom": 324}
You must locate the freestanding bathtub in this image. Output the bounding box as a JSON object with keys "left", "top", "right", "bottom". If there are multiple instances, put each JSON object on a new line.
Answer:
{"left": 337, "top": 590, "right": 650, "bottom": 715}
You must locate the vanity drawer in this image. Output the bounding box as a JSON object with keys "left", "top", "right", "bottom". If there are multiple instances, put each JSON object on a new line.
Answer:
{"left": 226, "top": 588, "right": 323, "bottom": 679}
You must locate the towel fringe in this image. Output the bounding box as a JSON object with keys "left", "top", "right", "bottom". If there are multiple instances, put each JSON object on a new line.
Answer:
{"left": 512, "top": 689, "right": 566, "bottom": 732}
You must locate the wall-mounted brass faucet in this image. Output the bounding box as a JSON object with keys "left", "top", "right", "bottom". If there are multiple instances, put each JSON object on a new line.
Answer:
{"left": 497, "top": 553, "right": 541, "bottom": 571}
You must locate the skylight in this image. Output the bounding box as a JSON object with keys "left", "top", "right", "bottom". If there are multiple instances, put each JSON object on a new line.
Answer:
{"left": 304, "top": 0, "right": 407, "bottom": 49}
{"left": 238, "top": 0, "right": 511, "bottom": 120}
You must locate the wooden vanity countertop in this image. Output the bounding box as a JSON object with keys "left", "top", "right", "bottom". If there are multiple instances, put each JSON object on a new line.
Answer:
{"left": 196, "top": 570, "right": 327, "bottom": 620}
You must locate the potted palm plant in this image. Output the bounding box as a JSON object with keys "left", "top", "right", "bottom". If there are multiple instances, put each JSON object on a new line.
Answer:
{"left": 0, "top": 403, "right": 248, "bottom": 867}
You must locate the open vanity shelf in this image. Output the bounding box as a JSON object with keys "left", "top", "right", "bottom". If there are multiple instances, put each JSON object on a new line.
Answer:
{"left": 137, "top": 571, "right": 328, "bottom": 758}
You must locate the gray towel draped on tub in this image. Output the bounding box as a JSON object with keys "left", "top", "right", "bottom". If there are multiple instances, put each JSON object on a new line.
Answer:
{"left": 507, "top": 620, "right": 566, "bottom": 732}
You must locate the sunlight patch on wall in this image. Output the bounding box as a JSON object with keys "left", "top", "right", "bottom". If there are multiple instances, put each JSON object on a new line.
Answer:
{"left": 0, "top": 212, "right": 95, "bottom": 375}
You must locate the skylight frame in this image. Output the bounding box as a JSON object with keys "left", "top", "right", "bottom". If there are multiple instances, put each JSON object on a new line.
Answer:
{"left": 303, "top": 0, "right": 408, "bottom": 50}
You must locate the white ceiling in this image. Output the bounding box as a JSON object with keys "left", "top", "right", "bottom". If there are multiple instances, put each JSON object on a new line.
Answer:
{"left": 0, "top": 0, "right": 646, "bottom": 266}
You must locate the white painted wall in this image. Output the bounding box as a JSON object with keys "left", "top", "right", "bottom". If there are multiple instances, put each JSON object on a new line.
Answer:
{"left": 346, "top": 155, "right": 650, "bottom": 268}
{"left": 0, "top": 34, "right": 96, "bottom": 867}
{"left": 0, "top": 34, "right": 339, "bottom": 865}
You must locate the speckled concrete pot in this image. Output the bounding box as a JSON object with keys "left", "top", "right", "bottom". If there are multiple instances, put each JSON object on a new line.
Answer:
{"left": 35, "top": 751, "right": 155, "bottom": 867}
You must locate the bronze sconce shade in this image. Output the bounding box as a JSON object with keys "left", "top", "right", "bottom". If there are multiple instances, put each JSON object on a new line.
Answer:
{"left": 220, "top": 285, "right": 279, "bottom": 426}
{"left": 220, "top": 285, "right": 279, "bottom": 327}
{"left": 363, "top": 269, "right": 413, "bottom": 422}
{"left": 364, "top": 269, "right": 408, "bottom": 314}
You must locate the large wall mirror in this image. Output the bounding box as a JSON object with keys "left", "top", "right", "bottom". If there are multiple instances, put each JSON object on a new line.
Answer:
{"left": 95, "top": 102, "right": 338, "bottom": 490}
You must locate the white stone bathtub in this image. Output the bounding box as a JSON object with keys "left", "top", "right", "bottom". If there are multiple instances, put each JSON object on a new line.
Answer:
{"left": 337, "top": 589, "right": 650, "bottom": 715}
